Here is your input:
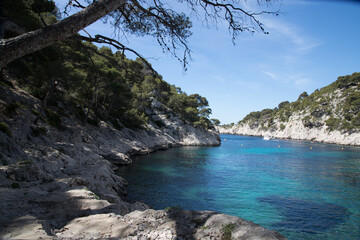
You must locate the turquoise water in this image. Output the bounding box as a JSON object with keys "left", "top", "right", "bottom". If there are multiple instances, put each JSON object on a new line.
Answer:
{"left": 117, "top": 134, "right": 360, "bottom": 239}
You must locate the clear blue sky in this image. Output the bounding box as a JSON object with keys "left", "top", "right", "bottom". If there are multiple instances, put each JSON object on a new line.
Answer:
{"left": 57, "top": 0, "right": 360, "bottom": 124}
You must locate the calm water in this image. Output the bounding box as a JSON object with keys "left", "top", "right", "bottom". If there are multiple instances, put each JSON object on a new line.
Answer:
{"left": 117, "top": 134, "right": 360, "bottom": 239}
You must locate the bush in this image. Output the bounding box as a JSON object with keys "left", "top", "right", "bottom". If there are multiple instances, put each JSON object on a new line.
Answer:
{"left": 325, "top": 117, "right": 341, "bottom": 131}
{"left": 164, "top": 206, "right": 182, "bottom": 212}
{"left": 351, "top": 114, "right": 360, "bottom": 129}
{"left": 222, "top": 223, "right": 236, "bottom": 240}
{"left": 0, "top": 121, "right": 12, "bottom": 137}
{"left": 280, "top": 123, "right": 286, "bottom": 130}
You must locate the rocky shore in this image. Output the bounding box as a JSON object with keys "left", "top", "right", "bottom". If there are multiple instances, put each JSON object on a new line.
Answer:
{"left": 217, "top": 114, "right": 360, "bottom": 146}
{"left": 0, "top": 85, "right": 285, "bottom": 239}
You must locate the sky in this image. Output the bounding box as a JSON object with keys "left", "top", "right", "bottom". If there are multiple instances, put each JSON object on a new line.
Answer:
{"left": 56, "top": 0, "right": 360, "bottom": 124}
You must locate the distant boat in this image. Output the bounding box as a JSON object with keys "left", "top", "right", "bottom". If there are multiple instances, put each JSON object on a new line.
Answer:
{"left": 263, "top": 134, "right": 274, "bottom": 140}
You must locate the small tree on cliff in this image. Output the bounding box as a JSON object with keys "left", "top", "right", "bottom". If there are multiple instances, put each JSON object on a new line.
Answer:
{"left": 0, "top": 0, "right": 278, "bottom": 69}
{"left": 297, "top": 91, "right": 309, "bottom": 101}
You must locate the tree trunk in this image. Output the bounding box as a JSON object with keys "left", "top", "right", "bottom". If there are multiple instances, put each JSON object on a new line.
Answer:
{"left": 0, "top": 0, "right": 125, "bottom": 68}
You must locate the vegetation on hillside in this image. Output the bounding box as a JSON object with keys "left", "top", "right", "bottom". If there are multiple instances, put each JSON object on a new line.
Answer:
{"left": 0, "top": 0, "right": 214, "bottom": 130}
{"left": 222, "top": 72, "right": 360, "bottom": 132}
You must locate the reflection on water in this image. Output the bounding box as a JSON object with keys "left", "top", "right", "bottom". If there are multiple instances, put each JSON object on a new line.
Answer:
{"left": 117, "top": 135, "right": 360, "bottom": 240}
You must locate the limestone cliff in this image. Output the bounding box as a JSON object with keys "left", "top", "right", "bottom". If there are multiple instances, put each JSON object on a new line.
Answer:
{"left": 0, "top": 85, "right": 284, "bottom": 239}
{"left": 218, "top": 73, "right": 360, "bottom": 146}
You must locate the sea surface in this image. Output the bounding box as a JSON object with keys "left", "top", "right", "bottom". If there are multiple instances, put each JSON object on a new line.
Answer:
{"left": 117, "top": 134, "right": 360, "bottom": 239}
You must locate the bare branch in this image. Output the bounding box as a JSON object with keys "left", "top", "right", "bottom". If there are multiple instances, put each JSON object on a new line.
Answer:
{"left": 0, "top": 0, "right": 278, "bottom": 70}
{"left": 77, "top": 34, "right": 161, "bottom": 78}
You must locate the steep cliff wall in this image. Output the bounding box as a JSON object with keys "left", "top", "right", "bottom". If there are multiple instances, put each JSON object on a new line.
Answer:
{"left": 218, "top": 73, "right": 360, "bottom": 146}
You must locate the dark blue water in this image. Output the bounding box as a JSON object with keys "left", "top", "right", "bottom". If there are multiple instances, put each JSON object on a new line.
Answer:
{"left": 117, "top": 134, "right": 360, "bottom": 239}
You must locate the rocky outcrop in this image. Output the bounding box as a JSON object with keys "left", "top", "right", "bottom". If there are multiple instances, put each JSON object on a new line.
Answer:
{"left": 0, "top": 85, "right": 284, "bottom": 239}
{"left": 55, "top": 209, "right": 285, "bottom": 240}
{"left": 217, "top": 114, "right": 360, "bottom": 146}
{"left": 218, "top": 74, "right": 360, "bottom": 146}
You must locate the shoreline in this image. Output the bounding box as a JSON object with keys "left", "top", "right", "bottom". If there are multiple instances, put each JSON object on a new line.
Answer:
{"left": 217, "top": 123, "right": 360, "bottom": 147}
{"left": 220, "top": 132, "right": 360, "bottom": 147}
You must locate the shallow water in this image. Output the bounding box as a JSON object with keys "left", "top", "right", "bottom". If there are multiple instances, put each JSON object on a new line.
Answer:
{"left": 117, "top": 134, "right": 360, "bottom": 239}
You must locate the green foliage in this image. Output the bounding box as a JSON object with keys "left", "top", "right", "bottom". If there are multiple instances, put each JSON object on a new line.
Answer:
{"left": 230, "top": 72, "right": 360, "bottom": 133}
{"left": 211, "top": 118, "right": 221, "bottom": 126}
{"left": 297, "top": 91, "right": 308, "bottom": 101}
{"left": 164, "top": 206, "right": 182, "bottom": 212}
{"left": 166, "top": 90, "right": 213, "bottom": 129}
{"left": 259, "top": 126, "right": 269, "bottom": 131}
{"left": 5, "top": 0, "right": 44, "bottom": 35}
{"left": 0, "top": 121, "right": 12, "bottom": 137}
{"left": 278, "top": 101, "right": 289, "bottom": 109}
{"left": 223, "top": 122, "right": 235, "bottom": 128}
{"left": 325, "top": 117, "right": 341, "bottom": 131}
{"left": 242, "top": 111, "right": 261, "bottom": 123}
{"left": 5, "top": 2, "right": 214, "bottom": 131}
{"left": 222, "top": 223, "right": 236, "bottom": 240}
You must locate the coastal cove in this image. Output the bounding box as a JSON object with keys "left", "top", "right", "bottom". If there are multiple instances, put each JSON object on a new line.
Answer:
{"left": 118, "top": 134, "right": 360, "bottom": 240}
{"left": 0, "top": 84, "right": 284, "bottom": 239}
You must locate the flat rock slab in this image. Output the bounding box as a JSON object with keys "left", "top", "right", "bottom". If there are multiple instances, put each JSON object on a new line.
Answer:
{"left": 55, "top": 209, "right": 286, "bottom": 240}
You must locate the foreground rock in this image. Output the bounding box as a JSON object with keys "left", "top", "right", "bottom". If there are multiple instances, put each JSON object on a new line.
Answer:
{"left": 0, "top": 85, "right": 285, "bottom": 239}
{"left": 56, "top": 209, "right": 285, "bottom": 240}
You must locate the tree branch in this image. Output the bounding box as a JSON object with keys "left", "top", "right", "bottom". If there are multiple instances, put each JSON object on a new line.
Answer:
{"left": 0, "top": 0, "right": 125, "bottom": 68}
{"left": 77, "top": 34, "right": 161, "bottom": 78}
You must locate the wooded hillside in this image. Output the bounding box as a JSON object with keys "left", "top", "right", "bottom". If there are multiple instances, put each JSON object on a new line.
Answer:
{"left": 222, "top": 72, "right": 360, "bottom": 133}
{"left": 1, "top": 0, "right": 214, "bottom": 130}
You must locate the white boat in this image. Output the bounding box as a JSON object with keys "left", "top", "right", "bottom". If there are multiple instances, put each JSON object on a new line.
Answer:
{"left": 263, "top": 134, "right": 274, "bottom": 140}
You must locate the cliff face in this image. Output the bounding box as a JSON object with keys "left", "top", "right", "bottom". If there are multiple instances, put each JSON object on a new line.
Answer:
{"left": 217, "top": 113, "right": 360, "bottom": 145}
{"left": 0, "top": 86, "right": 284, "bottom": 239}
{"left": 218, "top": 73, "right": 360, "bottom": 146}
